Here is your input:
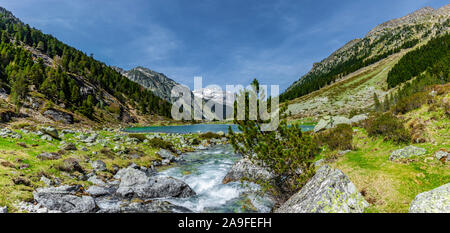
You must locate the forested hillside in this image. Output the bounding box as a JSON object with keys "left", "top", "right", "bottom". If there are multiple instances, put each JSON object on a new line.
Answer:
{"left": 387, "top": 33, "right": 450, "bottom": 88}
{"left": 281, "top": 5, "right": 449, "bottom": 103}
{"left": 0, "top": 7, "right": 171, "bottom": 122}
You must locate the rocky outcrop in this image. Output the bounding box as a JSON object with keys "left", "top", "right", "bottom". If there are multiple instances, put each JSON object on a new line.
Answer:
{"left": 222, "top": 158, "right": 274, "bottom": 184}
{"left": 275, "top": 165, "right": 369, "bottom": 213}
{"left": 409, "top": 183, "right": 450, "bottom": 213}
{"left": 389, "top": 146, "right": 427, "bottom": 161}
{"left": 36, "top": 152, "right": 61, "bottom": 160}
{"left": 43, "top": 108, "right": 74, "bottom": 124}
{"left": 314, "top": 116, "right": 351, "bottom": 132}
{"left": 115, "top": 167, "right": 196, "bottom": 199}
{"left": 0, "top": 110, "right": 15, "bottom": 123}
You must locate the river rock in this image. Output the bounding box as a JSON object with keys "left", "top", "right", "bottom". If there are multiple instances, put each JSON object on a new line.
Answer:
{"left": 33, "top": 185, "right": 96, "bottom": 213}
{"left": 275, "top": 165, "right": 369, "bottom": 213}
{"left": 389, "top": 146, "right": 427, "bottom": 161}
{"left": 222, "top": 158, "right": 274, "bottom": 184}
{"left": 0, "top": 206, "right": 7, "bottom": 213}
{"left": 115, "top": 167, "right": 196, "bottom": 199}
{"left": 157, "top": 149, "right": 175, "bottom": 162}
{"left": 409, "top": 183, "right": 450, "bottom": 213}
{"left": 95, "top": 198, "right": 192, "bottom": 213}
{"left": 314, "top": 116, "right": 351, "bottom": 132}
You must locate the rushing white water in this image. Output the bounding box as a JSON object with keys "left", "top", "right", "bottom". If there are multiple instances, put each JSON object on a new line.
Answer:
{"left": 158, "top": 145, "right": 274, "bottom": 213}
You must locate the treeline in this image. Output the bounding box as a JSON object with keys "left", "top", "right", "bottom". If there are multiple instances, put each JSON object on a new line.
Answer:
{"left": 386, "top": 33, "right": 450, "bottom": 88}
{"left": 0, "top": 10, "right": 171, "bottom": 118}
{"left": 374, "top": 36, "right": 449, "bottom": 114}
{"left": 280, "top": 38, "right": 420, "bottom": 102}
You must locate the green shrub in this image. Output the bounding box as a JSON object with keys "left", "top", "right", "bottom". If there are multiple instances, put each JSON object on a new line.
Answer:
{"left": 229, "top": 119, "right": 320, "bottom": 201}
{"left": 392, "top": 92, "right": 429, "bottom": 114}
{"left": 148, "top": 138, "right": 174, "bottom": 151}
{"left": 199, "top": 132, "right": 222, "bottom": 140}
{"left": 365, "top": 112, "right": 411, "bottom": 144}
{"left": 128, "top": 133, "right": 147, "bottom": 142}
{"left": 317, "top": 124, "right": 354, "bottom": 151}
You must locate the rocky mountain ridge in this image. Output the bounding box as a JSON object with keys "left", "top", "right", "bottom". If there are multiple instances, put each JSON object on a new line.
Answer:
{"left": 285, "top": 5, "right": 449, "bottom": 95}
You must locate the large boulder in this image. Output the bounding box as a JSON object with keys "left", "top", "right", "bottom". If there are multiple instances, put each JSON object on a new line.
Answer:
{"left": 222, "top": 158, "right": 274, "bottom": 184}
{"left": 41, "top": 126, "right": 59, "bottom": 139}
{"left": 349, "top": 114, "right": 368, "bottom": 124}
{"left": 0, "top": 206, "right": 7, "bottom": 213}
{"left": 409, "top": 183, "right": 450, "bottom": 213}
{"left": 43, "top": 108, "right": 74, "bottom": 124}
{"left": 389, "top": 146, "right": 427, "bottom": 161}
{"left": 114, "top": 167, "right": 196, "bottom": 199}
{"left": 314, "top": 116, "right": 351, "bottom": 132}
{"left": 33, "top": 185, "right": 96, "bottom": 213}
{"left": 157, "top": 149, "right": 175, "bottom": 162}
{"left": 275, "top": 165, "right": 369, "bottom": 213}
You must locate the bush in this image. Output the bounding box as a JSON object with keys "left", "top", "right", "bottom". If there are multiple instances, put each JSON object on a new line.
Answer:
{"left": 107, "top": 102, "right": 121, "bottom": 114}
{"left": 148, "top": 138, "right": 174, "bottom": 151}
{"left": 317, "top": 124, "right": 354, "bottom": 151}
{"left": 128, "top": 133, "right": 147, "bottom": 142}
{"left": 199, "top": 132, "right": 222, "bottom": 140}
{"left": 229, "top": 119, "right": 320, "bottom": 201}
{"left": 392, "top": 92, "right": 429, "bottom": 114}
{"left": 365, "top": 112, "right": 411, "bottom": 144}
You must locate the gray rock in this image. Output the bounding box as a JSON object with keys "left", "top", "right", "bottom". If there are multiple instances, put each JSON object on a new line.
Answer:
{"left": 43, "top": 108, "right": 74, "bottom": 124}
{"left": 114, "top": 167, "right": 196, "bottom": 199}
{"left": 95, "top": 198, "right": 192, "bottom": 213}
{"left": 222, "top": 158, "right": 274, "bottom": 184}
{"left": 61, "top": 142, "right": 77, "bottom": 151}
{"left": 61, "top": 129, "right": 76, "bottom": 134}
{"left": 82, "top": 133, "right": 98, "bottom": 143}
{"left": 409, "top": 183, "right": 450, "bottom": 213}
{"left": 86, "top": 186, "right": 114, "bottom": 197}
{"left": 0, "top": 206, "right": 7, "bottom": 213}
{"left": 435, "top": 150, "right": 449, "bottom": 161}
{"left": 389, "top": 146, "right": 427, "bottom": 161}
{"left": 42, "top": 126, "right": 59, "bottom": 139}
{"left": 314, "top": 116, "right": 351, "bottom": 132}
{"left": 40, "top": 134, "right": 53, "bottom": 141}
{"left": 314, "top": 159, "right": 325, "bottom": 167}
{"left": 349, "top": 114, "right": 368, "bottom": 124}
{"left": 91, "top": 160, "right": 107, "bottom": 172}
{"left": 275, "top": 165, "right": 369, "bottom": 213}
{"left": 33, "top": 185, "right": 96, "bottom": 213}
{"left": 88, "top": 176, "right": 107, "bottom": 186}
{"left": 40, "top": 176, "right": 53, "bottom": 186}
{"left": 37, "top": 152, "right": 61, "bottom": 160}
{"left": 157, "top": 149, "right": 175, "bottom": 162}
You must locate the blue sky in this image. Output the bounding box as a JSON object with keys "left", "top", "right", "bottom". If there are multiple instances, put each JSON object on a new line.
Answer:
{"left": 0, "top": 0, "right": 448, "bottom": 91}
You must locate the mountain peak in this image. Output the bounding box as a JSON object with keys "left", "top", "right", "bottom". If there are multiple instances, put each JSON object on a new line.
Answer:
{"left": 367, "top": 5, "right": 449, "bottom": 37}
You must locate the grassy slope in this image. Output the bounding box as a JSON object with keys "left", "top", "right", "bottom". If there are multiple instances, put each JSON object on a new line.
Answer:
{"left": 0, "top": 124, "right": 206, "bottom": 212}
{"left": 317, "top": 91, "right": 450, "bottom": 213}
